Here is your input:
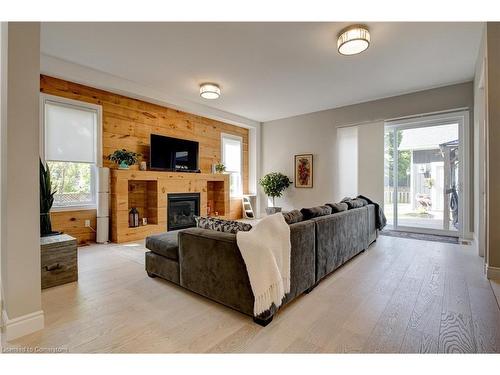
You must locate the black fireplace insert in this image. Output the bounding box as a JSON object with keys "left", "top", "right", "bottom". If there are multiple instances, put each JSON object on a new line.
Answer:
{"left": 167, "top": 193, "right": 200, "bottom": 231}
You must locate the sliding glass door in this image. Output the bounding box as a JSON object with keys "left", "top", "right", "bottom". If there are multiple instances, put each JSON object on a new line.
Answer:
{"left": 384, "top": 112, "right": 468, "bottom": 236}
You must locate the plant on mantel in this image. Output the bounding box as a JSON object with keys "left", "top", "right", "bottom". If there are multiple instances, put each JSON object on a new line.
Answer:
{"left": 259, "top": 172, "right": 292, "bottom": 215}
{"left": 214, "top": 162, "right": 226, "bottom": 174}
{"left": 107, "top": 149, "right": 142, "bottom": 169}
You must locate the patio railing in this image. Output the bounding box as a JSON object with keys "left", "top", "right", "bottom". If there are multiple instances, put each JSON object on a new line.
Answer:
{"left": 384, "top": 187, "right": 410, "bottom": 204}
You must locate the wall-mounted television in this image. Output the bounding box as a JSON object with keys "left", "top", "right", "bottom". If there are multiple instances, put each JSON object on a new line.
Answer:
{"left": 150, "top": 134, "right": 200, "bottom": 172}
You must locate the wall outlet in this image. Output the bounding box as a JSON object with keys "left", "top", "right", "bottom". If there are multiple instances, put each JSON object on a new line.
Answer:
{"left": 84, "top": 219, "right": 91, "bottom": 227}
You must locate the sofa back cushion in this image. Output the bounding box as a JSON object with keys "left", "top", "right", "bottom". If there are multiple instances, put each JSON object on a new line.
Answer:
{"left": 341, "top": 197, "right": 367, "bottom": 209}
{"left": 325, "top": 202, "right": 348, "bottom": 213}
{"left": 194, "top": 216, "right": 252, "bottom": 234}
{"left": 282, "top": 209, "right": 304, "bottom": 224}
{"left": 300, "top": 205, "right": 332, "bottom": 220}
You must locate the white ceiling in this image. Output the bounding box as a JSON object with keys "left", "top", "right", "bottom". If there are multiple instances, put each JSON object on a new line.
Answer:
{"left": 41, "top": 22, "right": 483, "bottom": 123}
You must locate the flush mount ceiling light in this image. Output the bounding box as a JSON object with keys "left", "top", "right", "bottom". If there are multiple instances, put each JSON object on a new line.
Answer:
{"left": 199, "top": 83, "right": 221, "bottom": 100}
{"left": 337, "top": 25, "right": 370, "bottom": 56}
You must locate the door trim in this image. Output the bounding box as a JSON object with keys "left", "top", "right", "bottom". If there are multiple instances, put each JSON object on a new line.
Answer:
{"left": 385, "top": 110, "right": 470, "bottom": 239}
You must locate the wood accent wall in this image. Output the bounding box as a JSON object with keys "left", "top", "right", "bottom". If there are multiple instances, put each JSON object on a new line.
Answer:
{"left": 41, "top": 75, "right": 249, "bottom": 243}
{"left": 50, "top": 210, "right": 97, "bottom": 246}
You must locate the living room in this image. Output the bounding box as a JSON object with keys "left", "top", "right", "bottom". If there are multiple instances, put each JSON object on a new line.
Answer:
{"left": 1, "top": 1, "right": 500, "bottom": 372}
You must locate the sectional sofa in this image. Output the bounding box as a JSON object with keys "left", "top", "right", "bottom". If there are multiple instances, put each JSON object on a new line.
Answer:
{"left": 145, "top": 203, "right": 378, "bottom": 326}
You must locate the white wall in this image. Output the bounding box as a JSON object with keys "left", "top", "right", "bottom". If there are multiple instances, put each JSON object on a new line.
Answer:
{"left": 261, "top": 110, "right": 337, "bottom": 211}
{"left": 1, "top": 22, "right": 43, "bottom": 341}
{"left": 261, "top": 82, "right": 473, "bottom": 215}
{"left": 337, "top": 126, "right": 358, "bottom": 199}
{"left": 336, "top": 122, "right": 384, "bottom": 204}
{"left": 357, "top": 122, "right": 385, "bottom": 205}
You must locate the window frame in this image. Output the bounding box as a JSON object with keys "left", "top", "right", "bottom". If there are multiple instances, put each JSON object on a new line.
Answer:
{"left": 40, "top": 93, "right": 103, "bottom": 211}
{"left": 221, "top": 132, "right": 244, "bottom": 198}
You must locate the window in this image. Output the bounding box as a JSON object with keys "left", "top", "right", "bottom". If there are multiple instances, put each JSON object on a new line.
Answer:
{"left": 41, "top": 94, "right": 101, "bottom": 209}
{"left": 221, "top": 134, "right": 243, "bottom": 197}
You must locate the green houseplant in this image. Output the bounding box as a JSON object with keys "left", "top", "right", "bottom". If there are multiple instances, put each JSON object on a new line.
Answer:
{"left": 107, "top": 149, "right": 142, "bottom": 169}
{"left": 214, "top": 162, "right": 226, "bottom": 174}
{"left": 259, "top": 172, "right": 292, "bottom": 214}
{"left": 40, "top": 159, "right": 60, "bottom": 237}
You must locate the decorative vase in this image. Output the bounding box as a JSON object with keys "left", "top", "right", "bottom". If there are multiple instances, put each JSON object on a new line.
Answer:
{"left": 265, "top": 207, "right": 282, "bottom": 215}
{"left": 118, "top": 161, "right": 130, "bottom": 170}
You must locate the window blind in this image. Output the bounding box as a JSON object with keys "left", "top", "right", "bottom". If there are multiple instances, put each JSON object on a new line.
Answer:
{"left": 45, "top": 101, "right": 97, "bottom": 163}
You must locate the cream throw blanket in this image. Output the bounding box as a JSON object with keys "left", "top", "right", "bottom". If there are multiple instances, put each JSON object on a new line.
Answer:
{"left": 236, "top": 213, "right": 291, "bottom": 316}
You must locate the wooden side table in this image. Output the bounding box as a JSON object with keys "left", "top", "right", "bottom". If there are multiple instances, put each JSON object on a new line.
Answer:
{"left": 40, "top": 234, "right": 78, "bottom": 289}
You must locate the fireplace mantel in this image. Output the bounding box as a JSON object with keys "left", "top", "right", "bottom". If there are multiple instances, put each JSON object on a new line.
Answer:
{"left": 110, "top": 170, "right": 229, "bottom": 243}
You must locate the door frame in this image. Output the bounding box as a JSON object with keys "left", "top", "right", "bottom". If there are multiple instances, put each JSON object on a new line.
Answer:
{"left": 385, "top": 110, "right": 470, "bottom": 239}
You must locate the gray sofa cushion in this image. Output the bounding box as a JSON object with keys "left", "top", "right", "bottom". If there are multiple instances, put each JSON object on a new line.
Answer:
{"left": 145, "top": 230, "right": 180, "bottom": 261}
{"left": 325, "top": 202, "right": 348, "bottom": 213}
{"left": 145, "top": 251, "right": 180, "bottom": 284}
{"left": 194, "top": 216, "right": 252, "bottom": 234}
{"left": 300, "top": 205, "right": 332, "bottom": 220}
{"left": 282, "top": 209, "right": 304, "bottom": 224}
{"left": 341, "top": 197, "right": 367, "bottom": 209}
{"left": 313, "top": 207, "right": 369, "bottom": 282}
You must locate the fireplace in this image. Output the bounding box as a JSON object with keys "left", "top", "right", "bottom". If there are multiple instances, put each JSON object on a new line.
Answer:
{"left": 167, "top": 193, "right": 200, "bottom": 231}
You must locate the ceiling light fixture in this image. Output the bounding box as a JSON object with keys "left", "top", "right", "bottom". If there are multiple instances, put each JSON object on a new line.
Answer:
{"left": 200, "top": 83, "right": 221, "bottom": 100}
{"left": 337, "top": 25, "right": 370, "bottom": 56}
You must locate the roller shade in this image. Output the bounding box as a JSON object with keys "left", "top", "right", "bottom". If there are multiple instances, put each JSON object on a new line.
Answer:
{"left": 45, "top": 101, "right": 97, "bottom": 163}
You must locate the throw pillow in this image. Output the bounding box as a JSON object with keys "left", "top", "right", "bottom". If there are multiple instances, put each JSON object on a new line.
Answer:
{"left": 282, "top": 209, "right": 304, "bottom": 224}
{"left": 300, "top": 205, "right": 332, "bottom": 220}
{"left": 194, "top": 216, "right": 252, "bottom": 234}
{"left": 325, "top": 202, "right": 348, "bottom": 213}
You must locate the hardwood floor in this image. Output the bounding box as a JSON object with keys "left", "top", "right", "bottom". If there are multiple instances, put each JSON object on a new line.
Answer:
{"left": 4, "top": 236, "right": 500, "bottom": 353}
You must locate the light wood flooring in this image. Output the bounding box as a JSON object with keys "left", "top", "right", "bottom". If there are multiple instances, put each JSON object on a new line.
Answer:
{"left": 4, "top": 236, "right": 500, "bottom": 353}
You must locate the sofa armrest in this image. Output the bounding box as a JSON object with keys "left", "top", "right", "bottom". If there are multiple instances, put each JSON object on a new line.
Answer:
{"left": 178, "top": 228, "right": 255, "bottom": 316}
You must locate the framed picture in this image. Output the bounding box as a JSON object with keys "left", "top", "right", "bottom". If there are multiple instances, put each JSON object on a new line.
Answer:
{"left": 294, "top": 154, "right": 313, "bottom": 188}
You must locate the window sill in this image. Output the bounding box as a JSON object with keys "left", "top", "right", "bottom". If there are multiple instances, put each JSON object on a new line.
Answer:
{"left": 51, "top": 205, "right": 97, "bottom": 212}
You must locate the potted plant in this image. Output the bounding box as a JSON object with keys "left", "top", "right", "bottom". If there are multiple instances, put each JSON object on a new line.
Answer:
{"left": 259, "top": 172, "right": 292, "bottom": 215}
{"left": 40, "top": 159, "right": 61, "bottom": 237}
{"left": 214, "top": 162, "right": 226, "bottom": 174}
{"left": 107, "top": 149, "right": 142, "bottom": 169}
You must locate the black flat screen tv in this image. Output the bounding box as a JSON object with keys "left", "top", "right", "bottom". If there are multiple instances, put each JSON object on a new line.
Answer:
{"left": 150, "top": 134, "right": 200, "bottom": 172}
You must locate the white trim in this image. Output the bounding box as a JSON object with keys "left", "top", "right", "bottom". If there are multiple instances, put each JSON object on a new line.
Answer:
{"left": 461, "top": 110, "right": 471, "bottom": 239}
{"left": 40, "top": 93, "right": 103, "bottom": 167}
{"left": 51, "top": 205, "right": 97, "bottom": 212}
{"left": 384, "top": 107, "right": 470, "bottom": 125}
{"left": 1, "top": 309, "right": 44, "bottom": 341}
{"left": 486, "top": 265, "right": 500, "bottom": 280}
{"left": 40, "top": 93, "right": 102, "bottom": 210}
{"left": 385, "top": 110, "right": 470, "bottom": 239}
{"left": 221, "top": 133, "right": 244, "bottom": 197}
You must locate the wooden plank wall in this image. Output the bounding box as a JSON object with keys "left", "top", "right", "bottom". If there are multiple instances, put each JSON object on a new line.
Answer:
{"left": 50, "top": 210, "right": 97, "bottom": 246}
{"left": 41, "top": 75, "right": 249, "bottom": 244}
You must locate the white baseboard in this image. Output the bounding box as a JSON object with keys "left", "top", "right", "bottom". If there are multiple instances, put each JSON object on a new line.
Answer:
{"left": 486, "top": 264, "right": 500, "bottom": 280}
{"left": 1, "top": 309, "right": 44, "bottom": 341}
